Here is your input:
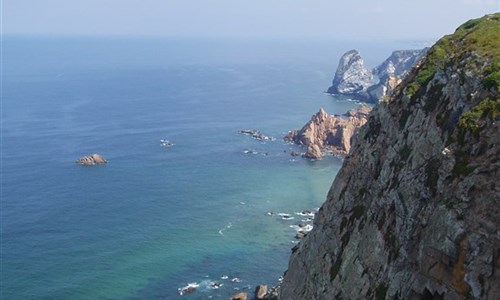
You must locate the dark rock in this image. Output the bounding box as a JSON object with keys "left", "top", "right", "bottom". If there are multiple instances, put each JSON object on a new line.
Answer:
{"left": 295, "top": 232, "right": 305, "bottom": 239}
{"left": 239, "top": 129, "right": 275, "bottom": 141}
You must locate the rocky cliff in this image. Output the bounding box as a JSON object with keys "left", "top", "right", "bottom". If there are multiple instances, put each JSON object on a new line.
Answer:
{"left": 328, "top": 49, "right": 426, "bottom": 103}
{"left": 372, "top": 49, "right": 428, "bottom": 81}
{"left": 327, "top": 50, "right": 374, "bottom": 100}
{"left": 280, "top": 14, "right": 499, "bottom": 299}
{"left": 284, "top": 104, "right": 372, "bottom": 159}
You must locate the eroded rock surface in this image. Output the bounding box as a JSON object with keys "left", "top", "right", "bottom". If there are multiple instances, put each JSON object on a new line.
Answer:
{"left": 280, "top": 14, "right": 500, "bottom": 300}
{"left": 285, "top": 105, "right": 372, "bottom": 157}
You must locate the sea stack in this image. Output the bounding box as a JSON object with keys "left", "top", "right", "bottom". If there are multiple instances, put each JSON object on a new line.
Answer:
{"left": 327, "top": 50, "right": 373, "bottom": 100}
{"left": 285, "top": 104, "right": 372, "bottom": 157}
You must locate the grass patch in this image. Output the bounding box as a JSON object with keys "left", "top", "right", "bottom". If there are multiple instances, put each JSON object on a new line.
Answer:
{"left": 459, "top": 98, "right": 500, "bottom": 132}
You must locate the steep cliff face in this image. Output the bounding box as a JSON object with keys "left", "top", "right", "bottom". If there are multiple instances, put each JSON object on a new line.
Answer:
{"left": 281, "top": 14, "right": 499, "bottom": 300}
{"left": 328, "top": 49, "right": 426, "bottom": 103}
{"left": 373, "top": 49, "right": 428, "bottom": 81}
{"left": 368, "top": 49, "right": 427, "bottom": 102}
{"left": 327, "top": 50, "right": 374, "bottom": 99}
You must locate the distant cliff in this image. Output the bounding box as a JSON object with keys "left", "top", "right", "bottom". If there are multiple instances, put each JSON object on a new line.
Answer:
{"left": 326, "top": 50, "right": 374, "bottom": 100}
{"left": 281, "top": 13, "right": 499, "bottom": 299}
{"left": 284, "top": 105, "right": 372, "bottom": 159}
{"left": 327, "top": 48, "right": 426, "bottom": 103}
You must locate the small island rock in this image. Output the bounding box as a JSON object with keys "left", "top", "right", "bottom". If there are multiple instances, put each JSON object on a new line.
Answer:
{"left": 286, "top": 105, "right": 372, "bottom": 157}
{"left": 76, "top": 154, "right": 107, "bottom": 165}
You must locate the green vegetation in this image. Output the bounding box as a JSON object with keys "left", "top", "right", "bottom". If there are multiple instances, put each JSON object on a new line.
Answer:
{"left": 406, "top": 13, "right": 500, "bottom": 97}
{"left": 452, "top": 161, "right": 476, "bottom": 178}
{"left": 459, "top": 98, "right": 500, "bottom": 131}
{"left": 329, "top": 257, "right": 342, "bottom": 282}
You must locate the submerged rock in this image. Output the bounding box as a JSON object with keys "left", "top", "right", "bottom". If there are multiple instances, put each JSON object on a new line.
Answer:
{"left": 75, "top": 153, "right": 107, "bottom": 165}
{"left": 238, "top": 129, "right": 275, "bottom": 141}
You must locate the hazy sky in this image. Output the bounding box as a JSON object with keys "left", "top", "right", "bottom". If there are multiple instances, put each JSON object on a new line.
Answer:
{"left": 4, "top": 0, "right": 499, "bottom": 39}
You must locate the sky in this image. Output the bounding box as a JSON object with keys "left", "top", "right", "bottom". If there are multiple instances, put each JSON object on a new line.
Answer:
{"left": 3, "top": 0, "right": 499, "bottom": 40}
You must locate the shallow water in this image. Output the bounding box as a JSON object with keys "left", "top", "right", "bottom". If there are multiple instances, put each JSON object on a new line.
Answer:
{"left": 2, "top": 36, "right": 417, "bottom": 299}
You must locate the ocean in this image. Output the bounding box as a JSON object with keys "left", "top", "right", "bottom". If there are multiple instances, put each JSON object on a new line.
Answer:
{"left": 1, "top": 36, "right": 421, "bottom": 299}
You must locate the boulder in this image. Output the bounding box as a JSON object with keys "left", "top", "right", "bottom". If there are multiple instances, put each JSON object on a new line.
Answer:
{"left": 255, "top": 284, "right": 268, "bottom": 299}
{"left": 229, "top": 292, "right": 247, "bottom": 300}
{"left": 76, "top": 153, "right": 107, "bottom": 165}
{"left": 303, "top": 144, "right": 322, "bottom": 159}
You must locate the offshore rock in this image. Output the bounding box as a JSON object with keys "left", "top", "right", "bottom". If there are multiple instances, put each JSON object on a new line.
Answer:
{"left": 285, "top": 105, "right": 372, "bottom": 156}
{"left": 280, "top": 14, "right": 500, "bottom": 299}
{"left": 328, "top": 49, "right": 426, "bottom": 103}
{"left": 326, "top": 50, "right": 373, "bottom": 100}
{"left": 372, "top": 49, "right": 428, "bottom": 81}
{"left": 229, "top": 292, "right": 247, "bottom": 300}
{"left": 368, "top": 49, "right": 428, "bottom": 102}
{"left": 75, "top": 153, "right": 107, "bottom": 165}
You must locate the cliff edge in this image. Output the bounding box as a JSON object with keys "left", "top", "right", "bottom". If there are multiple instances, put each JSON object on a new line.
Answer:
{"left": 280, "top": 14, "right": 499, "bottom": 299}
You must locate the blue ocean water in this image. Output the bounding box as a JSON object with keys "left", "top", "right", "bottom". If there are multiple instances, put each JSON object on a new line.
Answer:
{"left": 2, "top": 37, "right": 419, "bottom": 299}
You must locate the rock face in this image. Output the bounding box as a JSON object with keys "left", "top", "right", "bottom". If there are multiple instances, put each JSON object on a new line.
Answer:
{"left": 328, "top": 49, "right": 426, "bottom": 103}
{"left": 372, "top": 49, "right": 428, "bottom": 81}
{"left": 75, "top": 153, "right": 107, "bottom": 165}
{"left": 280, "top": 14, "right": 499, "bottom": 299}
{"left": 327, "top": 50, "right": 374, "bottom": 100}
{"left": 285, "top": 104, "right": 372, "bottom": 157}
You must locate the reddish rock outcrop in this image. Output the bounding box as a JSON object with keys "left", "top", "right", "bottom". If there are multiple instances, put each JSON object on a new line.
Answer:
{"left": 285, "top": 104, "right": 372, "bottom": 158}
{"left": 75, "top": 153, "right": 107, "bottom": 165}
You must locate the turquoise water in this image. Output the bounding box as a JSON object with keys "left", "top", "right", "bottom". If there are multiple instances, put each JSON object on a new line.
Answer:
{"left": 2, "top": 37, "right": 414, "bottom": 299}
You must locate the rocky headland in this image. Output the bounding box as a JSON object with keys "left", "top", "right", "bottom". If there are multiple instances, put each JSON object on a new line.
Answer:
{"left": 75, "top": 153, "right": 107, "bottom": 165}
{"left": 279, "top": 14, "right": 499, "bottom": 299}
{"left": 284, "top": 104, "right": 372, "bottom": 159}
{"left": 327, "top": 48, "right": 427, "bottom": 103}
{"left": 326, "top": 50, "right": 374, "bottom": 100}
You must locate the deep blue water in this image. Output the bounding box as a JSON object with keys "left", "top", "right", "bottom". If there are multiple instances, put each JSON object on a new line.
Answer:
{"left": 2, "top": 36, "right": 418, "bottom": 299}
